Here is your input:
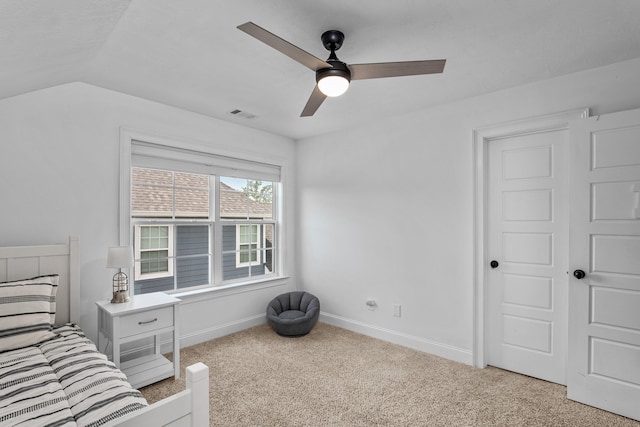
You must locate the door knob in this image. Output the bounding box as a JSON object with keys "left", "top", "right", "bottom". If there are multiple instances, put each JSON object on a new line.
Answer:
{"left": 573, "top": 269, "right": 586, "bottom": 279}
{"left": 490, "top": 260, "right": 499, "bottom": 269}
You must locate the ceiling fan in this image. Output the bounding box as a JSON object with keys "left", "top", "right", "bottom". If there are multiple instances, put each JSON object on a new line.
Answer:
{"left": 237, "top": 22, "right": 446, "bottom": 117}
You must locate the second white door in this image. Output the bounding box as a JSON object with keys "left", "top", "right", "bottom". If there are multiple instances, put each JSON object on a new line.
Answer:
{"left": 567, "top": 108, "right": 640, "bottom": 420}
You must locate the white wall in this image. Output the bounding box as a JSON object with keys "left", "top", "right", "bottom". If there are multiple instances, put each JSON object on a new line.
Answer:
{"left": 3, "top": 57, "right": 640, "bottom": 364}
{"left": 0, "top": 82, "right": 297, "bottom": 345}
{"left": 296, "top": 57, "right": 640, "bottom": 364}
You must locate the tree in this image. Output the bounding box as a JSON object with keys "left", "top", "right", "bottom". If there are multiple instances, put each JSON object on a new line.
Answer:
{"left": 242, "top": 180, "right": 272, "bottom": 203}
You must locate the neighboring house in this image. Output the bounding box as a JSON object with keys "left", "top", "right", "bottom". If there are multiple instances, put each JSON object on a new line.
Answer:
{"left": 130, "top": 167, "right": 274, "bottom": 294}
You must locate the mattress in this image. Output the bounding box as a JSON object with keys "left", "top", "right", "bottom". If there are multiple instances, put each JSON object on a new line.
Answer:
{"left": 0, "top": 324, "right": 147, "bottom": 427}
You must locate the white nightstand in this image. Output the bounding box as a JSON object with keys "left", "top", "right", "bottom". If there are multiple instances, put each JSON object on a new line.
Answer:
{"left": 96, "top": 292, "right": 180, "bottom": 389}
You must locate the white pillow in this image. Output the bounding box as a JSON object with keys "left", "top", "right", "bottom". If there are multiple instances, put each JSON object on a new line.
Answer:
{"left": 0, "top": 275, "right": 58, "bottom": 352}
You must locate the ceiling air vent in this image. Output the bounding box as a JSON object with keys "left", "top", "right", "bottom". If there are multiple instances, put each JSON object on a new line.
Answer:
{"left": 229, "top": 109, "right": 256, "bottom": 119}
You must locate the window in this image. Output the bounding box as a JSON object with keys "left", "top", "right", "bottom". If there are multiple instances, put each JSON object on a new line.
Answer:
{"left": 236, "top": 225, "right": 259, "bottom": 267}
{"left": 126, "top": 139, "right": 281, "bottom": 295}
{"left": 135, "top": 225, "right": 173, "bottom": 280}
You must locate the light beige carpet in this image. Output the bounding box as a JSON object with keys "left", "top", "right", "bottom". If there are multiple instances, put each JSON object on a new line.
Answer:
{"left": 141, "top": 322, "right": 638, "bottom": 426}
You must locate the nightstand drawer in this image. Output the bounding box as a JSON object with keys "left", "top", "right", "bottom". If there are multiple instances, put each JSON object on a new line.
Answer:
{"left": 120, "top": 307, "right": 173, "bottom": 338}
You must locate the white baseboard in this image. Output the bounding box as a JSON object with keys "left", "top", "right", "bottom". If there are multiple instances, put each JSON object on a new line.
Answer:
{"left": 121, "top": 314, "right": 266, "bottom": 360}
{"left": 320, "top": 312, "right": 473, "bottom": 366}
{"left": 123, "top": 312, "right": 472, "bottom": 366}
{"left": 179, "top": 313, "right": 266, "bottom": 349}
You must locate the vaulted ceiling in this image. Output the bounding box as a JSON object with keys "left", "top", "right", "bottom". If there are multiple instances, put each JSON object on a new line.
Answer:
{"left": 2, "top": 0, "right": 640, "bottom": 139}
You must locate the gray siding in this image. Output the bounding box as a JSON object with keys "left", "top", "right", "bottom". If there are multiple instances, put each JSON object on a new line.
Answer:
{"left": 135, "top": 276, "right": 173, "bottom": 294}
{"left": 222, "top": 225, "right": 271, "bottom": 281}
{"left": 134, "top": 224, "right": 273, "bottom": 293}
{"left": 177, "top": 225, "right": 208, "bottom": 255}
{"left": 222, "top": 225, "right": 261, "bottom": 280}
{"left": 135, "top": 225, "right": 209, "bottom": 294}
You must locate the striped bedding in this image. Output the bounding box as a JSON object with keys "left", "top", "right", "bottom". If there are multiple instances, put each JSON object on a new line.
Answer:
{"left": 0, "top": 324, "right": 147, "bottom": 427}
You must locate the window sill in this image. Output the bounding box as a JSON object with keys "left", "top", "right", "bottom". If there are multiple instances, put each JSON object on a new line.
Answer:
{"left": 166, "top": 276, "right": 291, "bottom": 303}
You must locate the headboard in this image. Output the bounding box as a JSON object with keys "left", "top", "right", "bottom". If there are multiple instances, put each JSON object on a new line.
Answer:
{"left": 0, "top": 236, "right": 80, "bottom": 324}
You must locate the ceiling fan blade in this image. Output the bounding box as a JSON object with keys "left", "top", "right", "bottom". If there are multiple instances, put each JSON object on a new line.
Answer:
{"left": 301, "top": 86, "right": 327, "bottom": 117}
{"left": 238, "top": 22, "right": 330, "bottom": 71}
{"left": 349, "top": 59, "right": 446, "bottom": 80}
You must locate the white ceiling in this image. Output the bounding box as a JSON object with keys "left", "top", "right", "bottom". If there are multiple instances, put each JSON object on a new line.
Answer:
{"left": 2, "top": 0, "right": 640, "bottom": 140}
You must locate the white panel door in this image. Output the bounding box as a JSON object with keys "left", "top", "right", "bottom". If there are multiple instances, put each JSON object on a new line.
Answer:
{"left": 568, "top": 108, "right": 640, "bottom": 421}
{"left": 487, "top": 129, "right": 568, "bottom": 384}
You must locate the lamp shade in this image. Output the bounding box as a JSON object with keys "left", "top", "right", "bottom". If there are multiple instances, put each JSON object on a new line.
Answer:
{"left": 318, "top": 75, "right": 350, "bottom": 97}
{"left": 107, "top": 246, "right": 133, "bottom": 269}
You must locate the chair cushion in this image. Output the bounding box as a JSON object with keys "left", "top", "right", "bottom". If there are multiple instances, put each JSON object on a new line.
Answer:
{"left": 279, "top": 310, "right": 305, "bottom": 320}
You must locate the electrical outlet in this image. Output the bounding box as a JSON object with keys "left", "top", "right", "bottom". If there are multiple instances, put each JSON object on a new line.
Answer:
{"left": 393, "top": 304, "right": 401, "bottom": 317}
{"left": 366, "top": 299, "right": 377, "bottom": 311}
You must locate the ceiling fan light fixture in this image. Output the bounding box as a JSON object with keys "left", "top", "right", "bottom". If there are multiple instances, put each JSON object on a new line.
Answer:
{"left": 316, "top": 63, "right": 351, "bottom": 97}
{"left": 318, "top": 75, "right": 350, "bottom": 97}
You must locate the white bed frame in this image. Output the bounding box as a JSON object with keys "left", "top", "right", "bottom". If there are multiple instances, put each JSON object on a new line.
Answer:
{"left": 0, "top": 236, "right": 210, "bottom": 427}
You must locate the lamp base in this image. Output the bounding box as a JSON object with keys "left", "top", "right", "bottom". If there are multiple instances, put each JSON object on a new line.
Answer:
{"left": 111, "top": 290, "right": 130, "bottom": 304}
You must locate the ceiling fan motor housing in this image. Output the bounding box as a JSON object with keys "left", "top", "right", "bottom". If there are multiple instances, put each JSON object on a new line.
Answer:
{"left": 317, "top": 29, "right": 351, "bottom": 84}
{"left": 316, "top": 60, "right": 351, "bottom": 84}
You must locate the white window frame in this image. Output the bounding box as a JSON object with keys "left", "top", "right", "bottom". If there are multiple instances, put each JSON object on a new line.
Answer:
{"left": 262, "top": 225, "right": 272, "bottom": 273}
{"left": 235, "top": 224, "right": 261, "bottom": 268}
{"left": 134, "top": 224, "right": 174, "bottom": 280}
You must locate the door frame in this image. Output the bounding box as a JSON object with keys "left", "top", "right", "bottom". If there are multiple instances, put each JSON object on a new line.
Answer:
{"left": 472, "top": 108, "right": 589, "bottom": 368}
